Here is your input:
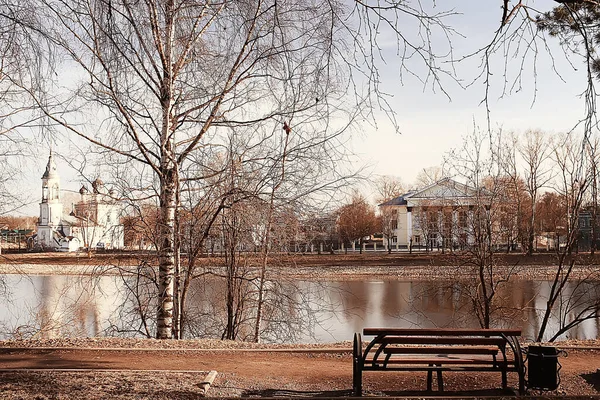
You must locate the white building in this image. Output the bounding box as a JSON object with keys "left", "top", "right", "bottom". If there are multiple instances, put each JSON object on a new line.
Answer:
{"left": 35, "top": 152, "right": 124, "bottom": 251}
{"left": 379, "top": 178, "right": 483, "bottom": 251}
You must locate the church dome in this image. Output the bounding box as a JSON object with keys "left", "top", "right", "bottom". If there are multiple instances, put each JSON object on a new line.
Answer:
{"left": 79, "top": 185, "right": 89, "bottom": 195}
{"left": 92, "top": 178, "right": 104, "bottom": 194}
{"left": 42, "top": 152, "right": 59, "bottom": 179}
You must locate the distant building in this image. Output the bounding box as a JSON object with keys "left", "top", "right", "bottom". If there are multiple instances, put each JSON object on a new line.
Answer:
{"left": 576, "top": 208, "right": 600, "bottom": 252}
{"left": 378, "top": 178, "right": 483, "bottom": 251}
{"left": 35, "top": 152, "right": 124, "bottom": 251}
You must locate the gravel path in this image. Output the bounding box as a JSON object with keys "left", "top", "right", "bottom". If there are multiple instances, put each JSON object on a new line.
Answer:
{"left": 1, "top": 339, "right": 600, "bottom": 398}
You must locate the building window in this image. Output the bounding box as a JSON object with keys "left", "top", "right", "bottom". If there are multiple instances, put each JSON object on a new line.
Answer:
{"left": 413, "top": 235, "right": 421, "bottom": 245}
{"left": 459, "top": 211, "right": 467, "bottom": 228}
{"left": 392, "top": 219, "right": 398, "bottom": 229}
{"left": 392, "top": 236, "right": 397, "bottom": 243}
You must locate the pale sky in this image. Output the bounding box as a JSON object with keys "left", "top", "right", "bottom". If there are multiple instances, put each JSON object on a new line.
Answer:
{"left": 355, "top": 0, "right": 589, "bottom": 190}
{"left": 16, "top": 0, "right": 593, "bottom": 216}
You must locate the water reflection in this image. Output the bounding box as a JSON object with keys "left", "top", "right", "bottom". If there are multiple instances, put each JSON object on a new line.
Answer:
{"left": 0, "top": 274, "right": 598, "bottom": 342}
{"left": 0, "top": 275, "right": 123, "bottom": 339}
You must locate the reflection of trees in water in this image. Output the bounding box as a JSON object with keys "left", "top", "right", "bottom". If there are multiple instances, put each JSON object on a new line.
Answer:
{"left": 82, "top": 276, "right": 600, "bottom": 341}
{"left": 107, "top": 264, "right": 157, "bottom": 338}
{"left": 181, "top": 274, "right": 340, "bottom": 343}
{"left": 404, "top": 280, "right": 528, "bottom": 329}
{"left": 37, "top": 275, "right": 109, "bottom": 338}
{"left": 107, "top": 263, "right": 342, "bottom": 343}
{"left": 539, "top": 279, "right": 600, "bottom": 342}
{"left": 0, "top": 275, "right": 111, "bottom": 339}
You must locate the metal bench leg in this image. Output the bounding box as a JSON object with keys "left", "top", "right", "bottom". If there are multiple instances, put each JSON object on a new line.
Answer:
{"left": 501, "top": 370, "right": 507, "bottom": 389}
{"left": 437, "top": 368, "right": 443, "bottom": 391}
{"left": 427, "top": 369, "right": 433, "bottom": 391}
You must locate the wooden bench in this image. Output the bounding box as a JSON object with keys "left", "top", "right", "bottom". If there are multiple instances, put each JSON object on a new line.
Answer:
{"left": 352, "top": 328, "right": 524, "bottom": 396}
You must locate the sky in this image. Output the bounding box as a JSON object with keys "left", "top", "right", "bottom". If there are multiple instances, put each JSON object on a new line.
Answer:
{"left": 354, "top": 0, "right": 590, "bottom": 191}
{"left": 14, "top": 0, "right": 594, "bottom": 216}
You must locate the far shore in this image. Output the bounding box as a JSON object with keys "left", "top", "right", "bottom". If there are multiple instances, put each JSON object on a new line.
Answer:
{"left": 1, "top": 251, "right": 600, "bottom": 280}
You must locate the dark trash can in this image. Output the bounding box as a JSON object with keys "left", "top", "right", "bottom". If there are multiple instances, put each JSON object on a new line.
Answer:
{"left": 527, "top": 345, "right": 564, "bottom": 391}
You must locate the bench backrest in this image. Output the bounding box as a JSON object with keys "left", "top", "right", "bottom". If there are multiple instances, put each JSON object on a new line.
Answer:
{"left": 359, "top": 328, "right": 522, "bottom": 364}
{"left": 363, "top": 328, "right": 521, "bottom": 337}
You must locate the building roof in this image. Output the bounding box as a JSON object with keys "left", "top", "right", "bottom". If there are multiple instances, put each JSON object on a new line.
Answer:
{"left": 406, "top": 177, "right": 478, "bottom": 200}
{"left": 379, "top": 194, "right": 410, "bottom": 206}
{"left": 379, "top": 178, "right": 481, "bottom": 207}
{"left": 42, "top": 152, "right": 59, "bottom": 180}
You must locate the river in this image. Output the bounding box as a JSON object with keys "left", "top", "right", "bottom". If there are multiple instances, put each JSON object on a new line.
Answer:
{"left": 1, "top": 274, "right": 598, "bottom": 342}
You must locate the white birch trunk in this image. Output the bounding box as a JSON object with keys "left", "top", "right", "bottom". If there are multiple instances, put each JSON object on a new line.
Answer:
{"left": 156, "top": 0, "right": 176, "bottom": 339}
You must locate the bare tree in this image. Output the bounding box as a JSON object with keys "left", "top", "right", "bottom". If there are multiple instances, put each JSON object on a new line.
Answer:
{"left": 375, "top": 175, "right": 405, "bottom": 253}
{"left": 0, "top": 1, "right": 48, "bottom": 216}
{"left": 445, "top": 128, "right": 520, "bottom": 328}
{"left": 414, "top": 166, "right": 445, "bottom": 189}
{"left": 497, "top": 131, "right": 529, "bottom": 252}
{"left": 20, "top": 0, "right": 460, "bottom": 339}
{"left": 536, "top": 133, "right": 591, "bottom": 341}
{"left": 520, "top": 129, "right": 553, "bottom": 255}
{"left": 374, "top": 176, "right": 405, "bottom": 204}
{"left": 585, "top": 136, "right": 600, "bottom": 254}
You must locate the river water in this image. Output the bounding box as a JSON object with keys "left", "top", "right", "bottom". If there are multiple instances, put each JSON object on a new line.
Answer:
{"left": 1, "top": 274, "right": 598, "bottom": 342}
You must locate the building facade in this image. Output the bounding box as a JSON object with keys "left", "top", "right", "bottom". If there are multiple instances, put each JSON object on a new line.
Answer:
{"left": 379, "top": 178, "right": 484, "bottom": 251}
{"left": 35, "top": 152, "right": 124, "bottom": 251}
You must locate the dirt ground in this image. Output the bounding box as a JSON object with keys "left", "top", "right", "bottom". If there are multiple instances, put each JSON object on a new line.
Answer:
{"left": 0, "top": 339, "right": 600, "bottom": 399}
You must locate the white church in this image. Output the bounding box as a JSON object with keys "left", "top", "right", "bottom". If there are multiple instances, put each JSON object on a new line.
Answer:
{"left": 35, "top": 152, "right": 125, "bottom": 251}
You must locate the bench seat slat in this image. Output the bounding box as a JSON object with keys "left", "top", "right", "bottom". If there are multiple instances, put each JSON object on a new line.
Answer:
{"left": 362, "top": 365, "right": 520, "bottom": 372}
{"left": 382, "top": 346, "right": 499, "bottom": 355}
{"left": 365, "top": 358, "right": 505, "bottom": 365}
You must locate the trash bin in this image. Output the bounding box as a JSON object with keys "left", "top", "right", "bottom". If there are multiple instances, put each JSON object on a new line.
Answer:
{"left": 527, "top": 345, "right": 563, "bottom": 391}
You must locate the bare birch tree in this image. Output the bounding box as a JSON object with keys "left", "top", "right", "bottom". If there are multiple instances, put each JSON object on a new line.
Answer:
{"left": 18, "top": 0, "right": 460, "bottom": 339}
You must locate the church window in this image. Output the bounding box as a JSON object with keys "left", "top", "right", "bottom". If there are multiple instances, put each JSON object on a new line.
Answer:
{"left": 42, "top": 185, "right": 48, "bottom": 201}
{"left": 53, "top": 184, "right": 59, "bottom": 199}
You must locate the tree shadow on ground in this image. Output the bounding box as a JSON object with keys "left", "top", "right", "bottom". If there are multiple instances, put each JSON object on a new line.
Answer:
{"left": 0, "top": 371, "right": 208, "bottom": 399}
{"left": 371, "top": 388, "right": 518, "bottom": 397}
{"left": 242, "top": 389, "right": 353, "bottom": 397}
{"left": 581, "top": 371, "right": 600, "bottom": 392}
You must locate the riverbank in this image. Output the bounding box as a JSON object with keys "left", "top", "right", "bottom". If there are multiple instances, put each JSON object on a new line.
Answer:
{"left": 1, "top": 338, "right": 600, "bottom": 398}
{"left": 4, "top": 250, "right": 600, "bottom": 267}
{"left": 2, "top": 251, "right": 600, "bottom": 280}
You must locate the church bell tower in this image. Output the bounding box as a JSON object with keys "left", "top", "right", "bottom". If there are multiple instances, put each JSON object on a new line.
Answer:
{"left": 37, "top": 152, "right": 63, "bottom": 247}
